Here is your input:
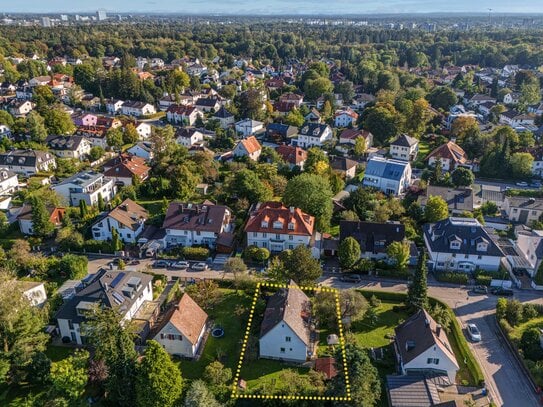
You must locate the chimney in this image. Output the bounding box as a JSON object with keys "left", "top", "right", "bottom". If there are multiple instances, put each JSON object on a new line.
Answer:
{"left": 436, "top": 324, "right": 442, "bottom": 337}
{"left": 289, "top": 206, "right": 295, "bottom": 213}
{"left": 424, "top": 318, "right": 430, "bottom": 328}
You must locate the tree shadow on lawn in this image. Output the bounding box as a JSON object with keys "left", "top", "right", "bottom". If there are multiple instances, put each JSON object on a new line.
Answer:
{"left": 350, "top": 303, "right": 409, "bottom": 348}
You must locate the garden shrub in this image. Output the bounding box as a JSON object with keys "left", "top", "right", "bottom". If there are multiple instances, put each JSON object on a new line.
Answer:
{"left": 182, "top": 246, "right": 210, "bottom": 260}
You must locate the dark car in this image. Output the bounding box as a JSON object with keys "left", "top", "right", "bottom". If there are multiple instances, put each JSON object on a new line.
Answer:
{"left": 471, "top": 285, "right": 488, "bottom": 295}
{"left": 339, "top": 274, "right": 362, "bottom": 283}
{"left": 491, "top": 287, "right": 514, "bottom": 296}
{"left": 153, "top": 260, "right": 171, "bottom": 268}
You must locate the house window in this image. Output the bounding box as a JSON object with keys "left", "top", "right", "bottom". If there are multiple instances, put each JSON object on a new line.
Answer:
{"left": 289, "top": 235, "right": 293, "bottom": 240}
{"left": 478, "top": 255, "right": 482, "bottom": 260}
{"left": 68, "top": 320, "right": 74, "bottom": 330}
{"left": 71, "top": 332, "right": 77, "bottom": 342}
{"left": 263, "top": 233, "right": 267, "bottom": 238}
{"left": 280, "top": 347, "right": 285, "bottom": 353}
{"left": 427, "top": 358, "right": 439, "bottom": 365}
{"left": 276, "top": 234, "right": 280, "bottom": 240}
{"left": 286, "top": 336, "right": 291, "bottom": 342}
{"left": 196, "top": 231, "right": 201, "bottom": 236}
{"left": 253, "top": 232, "right": 258, "bottom": 237}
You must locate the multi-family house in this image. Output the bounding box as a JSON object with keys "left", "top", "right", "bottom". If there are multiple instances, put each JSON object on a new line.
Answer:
{"left": 105, "top": 99, "right": 124, "bottom": 115}
{"left": 389, "top": 134, "right": 419, "bottom": 161}
{"left": 245, "top": 202, "right": 317, "bottom": 257}
{"left": 54, "top": 270, "right": 153, "bottom": 344}
{"left": 103, "top": 154, "right": 150, "bottom": 186}
{"left": 91, "top": 199, "right": 148, "bottom": 243}
{"left": 166, "top": 105, "right": 202, "bottom": 125}
{"left": 0, "top": 169, "right": 18, "bottom": 195}
{"left": 162, "top": 202, "right": 234, "bottom": 249}
{"left": 235, "top": 119, "right": 264, "bottom": 137}
{"left": 46, "top": 135, "right": 92, "bottom": 160}
{"left": 423, "top": 217, "right": 504, "bottom": 272}
{"left": 334, "top": 108, "right": 359, "bottom": 128}
{"left": 176, "top": 128, "right": 205, "bottom": 148}
{"left": 121, "top": 101, "right": 156, "bottom": 117}
{"left": 503, "top": 196, "right": 543, "bottom": 225}
{"left": 297, "top": 123, "right": 333, "bottom": 149}
{"left": 0, "top": 149, "right": 56, "bottom": 176}
{"left": 363, "top": 156, "right": 412, "bottom": 196}
{"left": 52, "top": 171, "right": 116, "bottom": 206}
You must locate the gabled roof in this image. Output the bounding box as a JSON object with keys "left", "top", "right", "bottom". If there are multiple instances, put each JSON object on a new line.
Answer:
{"left": 395, "top": 309, "right": 458, "bottom": 367}
{"left": 260, "top": 281, "right": 311, "bottom": 346}
{"left": 275, "top": 145, "right": 307, "bottom": 165}
{"left": 391, "top": 134, "right": 418, "bottom": 148}
{"left": 103, "top": 154, "right": 150, "bottom": 180}
{"left": 46, "top": 135, "right": 88, "bottom": 152}
{"left": 156, "top": 293, "right": 208, "bottom": 345}
{"left": 426, "top": 141, "right": 467, "bottom": 165}
{"left": 238, "top": 136, "right": 261, "bottom": 154}
{"left": 215, "top": 106, "right": 233, "bottom": 119}
{"left": 245, "top": 201, "right": 314, "bottom": 236}
{"left": 299, "top": 122, "right": 330, "bottom": 138}
{"left": 505, "top": 196, "right": 543, "bottom": 211}
{"left": 340, "top": 221, "right": 405, "bottom": 254}
{"left": 339, "top": 128, "right": 372, "bottom": 141}
{"left": 419, "top": 186, "right": 474, "bottom": 212}
{"left": 330, "top": 156, "right": 358, "bottom": 172}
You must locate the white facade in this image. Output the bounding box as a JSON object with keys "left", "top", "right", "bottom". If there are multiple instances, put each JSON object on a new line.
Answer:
{"left": 235, "top": 119, "right": 264, "bottom": 137}
{"left": 247, "top": 231, "right": 311, "bottom": 253}
{"left": 91, "top": 215, "right": 146, "bottom": 243}
{"left": 21, "top": 282, "right": 47, "bottom": 307}
{"left": 400, "top": 344, "right": 459, "bottom": 383}
{"left": 127, "top": 143, "right": 153, "bottom": 161}
{"left": 106, "top": 100, "right": 124, "bottom": 115}
{"left": 0, "top": 170, "right": 18, "bottom": 195}
{"left": 177, "top": 131, "right": 204, "bottom": 148}
{"left": 297, "top": 126, "right": 333, "bottom": 149}
{"left": 53, "top": 172, "right": 116, "bottom": 207}
{"left": 121, "top": 103, "right": 156, "bottom": 117}
{"left": 390, "top": 143, "right": 418, "bottom": 161}
{"left": 260, "top": 322, "right": 308, "bottom": 362}
{"left": 362, "top": 157, "right": 412, "bottom": 196}
{"left": 135, "top": 123, "right": 152, "bottom": 140}
{"left": 515, "top": 231, "right": 543, "bottom": 277}
{"left": 154, "top": 321, "right": 206, "bottom": 358}
{"left": 334, "top": 111, "right": 357, "bottom": 128}
{"left": 165, "top": 228, "right": 223, "bottom": 248}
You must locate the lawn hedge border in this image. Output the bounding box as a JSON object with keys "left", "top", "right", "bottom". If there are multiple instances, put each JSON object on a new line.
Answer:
{"left": 355, "top": 289, "right": 485, "bottom": 387}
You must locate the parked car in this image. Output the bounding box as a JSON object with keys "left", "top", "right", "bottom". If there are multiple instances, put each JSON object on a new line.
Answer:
{"left": 128, "top": 260, "right": 141, "bottom": 265}
{"left": 471, "top": 285, "right": 488, "bottom": 295}
{"left": 191, "top": 262, "right": 208, "bottom": 271}
{"left": 171, "top": 261, "right": 190, "bottom": 270}
{"left": 515, "top": 181, "right": 528, "bottom": 187}
{"left": 467, "top": 323, "right": 482, "bottom": 342}
{"left": 530, "top": 181, "right": 542, "bottom": 188}
{"left": 153, "top": 260, "right": 171, "bottom": 268}
{"left": 491, "top": 287, "right": 514, "bottom": 296}
{"left": 340, "top": 274, "right": 362, "bottom": 283}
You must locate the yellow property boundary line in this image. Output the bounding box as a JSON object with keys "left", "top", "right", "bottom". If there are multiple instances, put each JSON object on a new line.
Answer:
{"left": 231, "top": 281, "right": 352, "bottom": 401}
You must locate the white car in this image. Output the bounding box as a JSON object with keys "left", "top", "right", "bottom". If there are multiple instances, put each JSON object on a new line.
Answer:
{"left": 467, "top": 323, "right": 481, "bottom": 342}
{"left": 516, "top": 181, "right": 528, "bottom": 187}
{"left": 191, "top": 262, "right": 208, "bottom": 271}
{"left": 170, "top": 261, "right": 190, "bottom": 270}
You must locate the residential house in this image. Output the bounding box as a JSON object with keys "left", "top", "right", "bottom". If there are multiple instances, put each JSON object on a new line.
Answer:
{"left": 72, "top": 113, "right": 98, "bottom": 127}
{"left": 194, "top": 97, "right": 221, "bottom": 113}
{"left": 0, "top": 149, "right": 56, "bottom": 176}
{"left": 46, "top": 135, "right": 92, "bottom": 160}
{"left": 503, "top": 196, "right": 543, "bottom": 225}
{"left": 91, "top": 199, "right": 148, "bottom": 243}
{"left": 17, "top": 203, "right": 65, "bottom": 235}
{"left": 362, "top": 157, "right": 412, "bottom": 196}
{"left": 52, "top": 171, "right": 116, "bottom": 206}
{"left": 28, "top": 75, "right": 51, "bottom": 87}
{"left": 235, "top": 119, "right": 264, "bottom": 137}
{"left": 340, "top": 221, "right": 416, "bottom": 263}
{"left": 389, "top": 134, "right": 419, "bottom": 161}
{"left": 9, "top": 100, "right": 34, "bottom": 117}
{"left": 55, "top": 270, "right": 153, "bottom": 344}
{"left": 176, "top": 128, "right": 205, "bottom": 148}
{"left": 162, "top": 202, "right": 234, "bottom": 249}
{"left": 334, "top": 108, "right": 359, "bottom": 128}
{"left": 134, "top": 122, "right": 152, "bottom": 139}
{"left": 330, "top": 156, "right": 358, "bottom": 179}
{"left": 18, "top": 281, "right": 47, "bottom": 308}
{"left": 245, "top": 202, "right": 317, "bottom": 257}
{"left": 76, "top": 126, "right": 108, "bottom": 148}
{"left": 423, "top": 217, "right": 504, "bottom": 272}
{"left": 297, "top": 123, "right": 333, "bottom": 149}
{"left": 515, "top": 228, "right": 543, "bottom": 278}
{"left": 426, "top": 141, "right": 469, "bottom": 172}
{"left": 103, "top": 154, "right": 150, "bottom": 186}
{"left": 304, "top": 108, "right": 321, "bottom": 123}
{"left": 106, "top": 99, "right": 124, "bottom": 115}
{"left": 0, "top": 125, "right": 11, "bottom": 139}
{"left": 338, "top": 128, "right": 373, "bottom": 148}
{"left": 478, "top": 101, "right": 497, "bottom": 116}
{"left": 503, "top": 92, "right": 521, "bottom": 105}
{"left": 265, "top": 123, "right": 298, "bottom": 144}
{"left": 259, "top": 281, "right": 315, "bottom": 362}
{"left": 166, "top": 105, "right": 202, "bottom": 126}
{"left": 152, "top": 293, "right": 208, "bottom": 358}
{"left": 127, "top": 142, "right": 154, "bottom": 161}
{"left": 0, "top": 169, "right": 18, "bottom": 195}
{"left": 468, "top": 94, "right": 496, "bottom": 106}
{"left": 275, "top": 145, "right": 307, "bottom": 170}
{"left": 394, "top": 309, "right": 459, "bottom": 383}
{"left": 499, "top": 110, "right": 536, "bottom": 127}
{"left": 351, "top": 93, "right": 375, "bottom": 109}
{"left": 121, "top": 101, "right": 156, "bottom": 117}
{"left": 233, "top": 136, "right": 262, "bottom": 161}
{"left": 214, "top": 106, "right": 235, "bottom": 129}
{"left": 418, "top": 186, "right": 474, "bottom": 215}
{"left": 386, "top": 374, "right": 457, "bottom": 407}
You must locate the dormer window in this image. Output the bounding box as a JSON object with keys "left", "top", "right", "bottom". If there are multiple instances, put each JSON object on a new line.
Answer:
{"left": 477, "top": 242, "right": 488, "bottom": 252}
{"left": 288, "top": 222, "right": 295, "bottom": 230}
{"left": 261, "top": 221, "right": 268, "bottom": 228}
{"left": 273, "top": 221, "right": 283, "bottom": 229}
{"left": 450, "top": 241, "right": 461, "bottom": 250}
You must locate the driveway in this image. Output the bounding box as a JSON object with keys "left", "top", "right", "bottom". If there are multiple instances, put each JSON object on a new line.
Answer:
{"left": 321, "top": 276, "right": 542, "bottom": 407}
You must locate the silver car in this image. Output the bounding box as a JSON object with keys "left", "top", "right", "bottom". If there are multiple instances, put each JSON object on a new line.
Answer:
{"left": 170, "top": 261, "right": 190, "bottom": 270}
{"left": 467, "top": 323, "right": 481, "bottom": 342}
{"left": 191, "top": 262, "right": 208, "bottom": 271}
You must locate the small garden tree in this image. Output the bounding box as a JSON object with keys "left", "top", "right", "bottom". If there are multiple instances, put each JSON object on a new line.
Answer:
{"left": 338, "top": 237, "right": 361, "bottom": 270}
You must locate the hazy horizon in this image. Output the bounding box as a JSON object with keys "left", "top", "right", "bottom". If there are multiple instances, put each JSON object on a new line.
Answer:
{"left": 4, "top": 0, "right": 543, "bottom": 15}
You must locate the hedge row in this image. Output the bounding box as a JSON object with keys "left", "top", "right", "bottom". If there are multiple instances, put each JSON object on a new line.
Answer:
{"left": 358, "top": 289, "right": 409, "bottom": 303}
{"left": 434, "top": 272, "right": 469, "bottom": 284}
{"left": 182, "top": 247, "right": 210, "bottom": 260}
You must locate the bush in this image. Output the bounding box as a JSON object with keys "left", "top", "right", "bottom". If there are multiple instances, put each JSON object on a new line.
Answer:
{"left": 182, "top": 247, "right": 210, "bottom": 260}
{"left": 434, "top": 272, "right": 469, "bottom": 284}
{"left": 475, "top": 275, "right": 492, "bottom": 286}
{"left": 82, "top": 239, "right": 113, "bottom": 253}
{"left": 374, "top": 268, "right": 411, "bottom": 280}
{"left": 520, "top": 328, "right": 543, "bottom": 361}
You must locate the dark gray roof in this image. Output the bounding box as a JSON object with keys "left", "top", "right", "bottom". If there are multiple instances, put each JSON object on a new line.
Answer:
{"left": 391, "top": 134, "right": 418, "bottom": 148}
{"left": 330, "top": 156, "right": 358, "bottom": 172}
{"left": 424, "top": 217, "right": 504, "bottom": 257}
{"left": 340, "top": 221, "right": 405, "bottom": 254}
{"left": 54, "top": 270, "right": 152, "bottom": 324}
{"left": 46, "top": 135, "right": 87, "bottom": 152}
{"left": 506, "top": 196, "right": 543, "bottom": 211}
{"left": 386, "top": 374, "right": 441, "bottom": 407}
{"left": 214, "top": 106, "right": 233, "bottom": 118}
{"left": 0, "top": 149, "right": 54, "bottom": 168}
{"left": 419, "top": 186, "right": 474, "bottom": 212}
{"left": 163, "top": 202, "right": 230, "bottom": 233}
{"left": 299, "top": 122, "right": 330, "bottom": 138}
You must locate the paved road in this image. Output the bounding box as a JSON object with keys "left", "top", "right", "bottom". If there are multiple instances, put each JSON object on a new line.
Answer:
{"left": 322, "top": 276, "right": 543, "bottom": 407}
{"left": 474, "top": 178, "right": 536, "bottom": 191}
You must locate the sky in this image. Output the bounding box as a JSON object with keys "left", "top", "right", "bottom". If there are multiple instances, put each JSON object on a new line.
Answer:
{"left": 4, "top": 0, "right": 543, "bottom": 15}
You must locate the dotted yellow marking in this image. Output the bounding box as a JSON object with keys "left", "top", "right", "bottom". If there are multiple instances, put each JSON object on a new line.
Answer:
{"left": 231, "top": 281, "right": 352, "bottom": 401}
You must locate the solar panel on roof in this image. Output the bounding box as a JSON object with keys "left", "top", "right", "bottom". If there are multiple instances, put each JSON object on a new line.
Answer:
{"left": 112, "top": 291, "right": 125, "bottom": 305}
{"left": 110, "top": 272, "right": 125, "bottom": 288}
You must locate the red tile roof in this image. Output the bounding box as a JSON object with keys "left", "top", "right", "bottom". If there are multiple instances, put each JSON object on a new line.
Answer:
{"left": 275, "top": 145, "right": 307, "bottom": 165}
{"left": 245, "top": 201, "right": 314, "bottom": 236}
{"left": 159, "top": 293, "right": 208, "bottom": 345}
{"left": 426, "top": 141, "right": 468, "bottom": 165}
{"left": 240, "top": 136, "right": 262, "bottom": 154}
{"left": 315, "top": 357, "right": 338, "bottom": 379}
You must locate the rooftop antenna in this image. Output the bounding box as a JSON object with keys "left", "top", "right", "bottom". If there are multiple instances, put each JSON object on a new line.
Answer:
{"left": 488, "top": 8, "right": 493, "bottom": 26}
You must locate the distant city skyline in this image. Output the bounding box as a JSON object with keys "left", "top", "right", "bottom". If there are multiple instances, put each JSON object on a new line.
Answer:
{"left": 4, "top": 1, "right": 543, "bottom": 15}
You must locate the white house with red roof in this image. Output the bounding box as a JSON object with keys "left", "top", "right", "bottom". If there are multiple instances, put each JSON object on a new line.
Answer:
{"left": 166, "top": 104, "right": 202, "bottom": 126}
{"left": 334, "top": 108, "right": 359, "bottom": 128}
{"left": 233, "top": 136, "right": 262, "bottom": 161}
{"left": 245, "top": 202, "right": 318, "bottom": 257}
{"left": 426, "top": 141, "right": 469, "bottom": 172}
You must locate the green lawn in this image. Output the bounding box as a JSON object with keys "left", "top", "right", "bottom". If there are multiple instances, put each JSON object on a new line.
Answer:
{"left": 177, "top": 289, "right": 252, "bottom": 380}
{"left": 45, "top": 344, "right": 74, "bottom": 362}
{"left": 351, "top": 300, "right": 409, "bottom": 349}
{"left": 240, "top": 358, "right": 310, "bottom": 390}
{"left": 508, "top": 316, "right": 543, "bottom": 342}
